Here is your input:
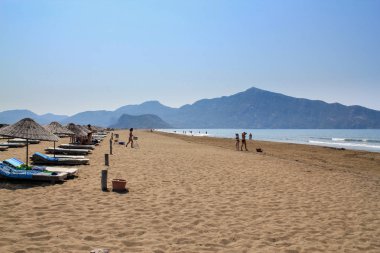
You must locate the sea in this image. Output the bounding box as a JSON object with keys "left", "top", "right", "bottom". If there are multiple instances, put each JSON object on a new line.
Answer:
{"left": 156, "top": 129, "right": 380, "bottom": 153}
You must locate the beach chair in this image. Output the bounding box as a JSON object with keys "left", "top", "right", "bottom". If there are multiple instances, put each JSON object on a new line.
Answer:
{"left": 45, "top": 147, "right": 91, "bottom": 155}
{"left": 31, "top": 152, "right": 89, "bottom": 165}
{"left": 59, "top": 144, "right": 95, "bottom": 150}
{"left": 3, "top": 156, "right": 79, "bottom": 177}
{"left": 0, "top": 142, "right": 26, "bottom": 148}
{"left": 3, "top": 157, "right": 25, "bottom": 168}
{"left": 0, "top": 162, "right": 68, "bottom": 182}
{"left": 8, "top": 138, "right": 40, "bottom": 144}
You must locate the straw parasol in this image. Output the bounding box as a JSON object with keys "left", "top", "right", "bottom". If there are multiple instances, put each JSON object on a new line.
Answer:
{"left": 66, "top": 123, "right": 88, "bottom": 137}
{"left": 78, "top": 125, "right": 91, "bottom": 134}
{"left": 45, "top": 121, "right": 75, "bottom": 157}
{"left": 45, "top": 121, "right": 74, "bottom": 136}
{"left": 0, "top": 118, "right": 59, "bottom": 166}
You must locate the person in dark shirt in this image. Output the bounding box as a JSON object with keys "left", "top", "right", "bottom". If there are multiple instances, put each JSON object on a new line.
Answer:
{"left": 241, "top": 132, "right": 248, "bottom": 151}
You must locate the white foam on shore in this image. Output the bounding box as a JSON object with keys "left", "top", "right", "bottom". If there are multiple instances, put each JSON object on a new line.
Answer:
{"left": 308, "top": 140, "right": 380, "bottom": 150}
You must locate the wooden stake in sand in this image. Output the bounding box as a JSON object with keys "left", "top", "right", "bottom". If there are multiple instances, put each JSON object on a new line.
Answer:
{"left": 101, "top": 168, "right": 108, "bottom": 191}
{"left": 109, "top": 138, "right": 113, "bottom": 155}
{"left": 105, "top": 154, "right": 109, "bottom": 166}
{"left": 101, "top": 154, "right": 110, "bottom": 191}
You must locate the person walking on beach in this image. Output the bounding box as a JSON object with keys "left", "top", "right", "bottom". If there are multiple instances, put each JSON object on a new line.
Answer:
{"left": 241, "top": 132, "right": 248, "bottom": 151}
{"left": 249, "top": 133, "right": 252, "bottom": 140}
{"left": 235, "top": 133, "right": 240, "bottom": 151}
{"left": 126, "top": 128, "right": 134, "bottom": 148}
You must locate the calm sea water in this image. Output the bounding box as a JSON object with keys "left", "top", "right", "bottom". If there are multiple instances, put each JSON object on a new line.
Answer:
{"left": 157, "top": 129, "right": 380, "bottom": 153}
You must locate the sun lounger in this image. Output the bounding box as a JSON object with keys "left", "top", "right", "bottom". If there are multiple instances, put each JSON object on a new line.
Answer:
{"left": 31, "top": 152, "right": 89, "bottom": 165}
{"left": 0, "top": 146, "right": 8, "bottom": 151}
{"left": 3, "top": 157, "right": 79, "bottom": 177}
{"left": 45, "top": 147, "right": 91, "bottom": 155}
{"left": 3, "top": 157, "right": 25, "bottom": 168}
{"left": 59, "top": 144, "right": 95, "bottom": 150}
{"left": 0, "top": 142, "right": 26, "bottom": 148}
{"left": 32, "top": 166, "right": 79, "bottom": 177}
{"left": 8, "top": 138, "right": 40, "bottom": 144}
{"left": 45, "top": 154, "right": 86, "bottom": 159}
{"left": 0, "top": 163, "right": 67, "bottom": 182}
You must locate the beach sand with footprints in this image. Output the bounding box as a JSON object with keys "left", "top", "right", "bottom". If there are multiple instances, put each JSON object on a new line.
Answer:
{"left": 0, "top": 130, "right": 379, "bottom": 252}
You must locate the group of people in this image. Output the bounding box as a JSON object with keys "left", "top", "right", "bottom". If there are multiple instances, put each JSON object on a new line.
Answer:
{"left": 125, "top": 128, "right": 253, "bottom": 152}
{"left": 235, "top": 132, "right": 252, "bottom": 151}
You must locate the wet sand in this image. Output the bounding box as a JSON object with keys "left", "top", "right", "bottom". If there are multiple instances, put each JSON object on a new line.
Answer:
{"left": 0, "top": 130, "right": 379, "bottom": 253}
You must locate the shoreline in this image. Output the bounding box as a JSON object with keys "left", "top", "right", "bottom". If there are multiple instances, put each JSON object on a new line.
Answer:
{"left": 156, "top": 129, "right": 380, "bottom": 153}
{"left": 154, "top": 131, "right": 380, "bottom": 177}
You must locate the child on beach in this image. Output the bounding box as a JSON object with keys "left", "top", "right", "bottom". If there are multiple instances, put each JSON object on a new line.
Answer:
{"left": 235, "top": 133, "right": 240, "bottom": 151}
{"left": 126, "top": 128, "right": 134, "bottom": 148}
{"left": 241, "top": 132, "right": 248, "bottom": 151}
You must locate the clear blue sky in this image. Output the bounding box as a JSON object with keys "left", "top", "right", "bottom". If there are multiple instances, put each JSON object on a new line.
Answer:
{"left": 1, "top": 0, "right": 379, "bottom": 115}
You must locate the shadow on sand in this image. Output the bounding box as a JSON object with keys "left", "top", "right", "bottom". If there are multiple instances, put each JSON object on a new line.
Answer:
{"left": 0, "top": 179, "right": 63, "bottom": 191}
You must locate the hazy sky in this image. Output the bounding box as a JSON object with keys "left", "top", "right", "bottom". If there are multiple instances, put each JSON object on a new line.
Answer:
{"left": 1, "top": 0, "right": 379, "bottom": 116}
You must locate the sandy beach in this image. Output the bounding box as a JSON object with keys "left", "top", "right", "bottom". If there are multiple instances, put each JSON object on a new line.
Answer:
{"left": 0, "top": 130, "right": 379, "bottom": 253}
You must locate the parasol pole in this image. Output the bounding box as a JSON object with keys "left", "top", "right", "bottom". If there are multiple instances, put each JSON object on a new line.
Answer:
{"left": 54, "top": 140, "right": 56, "bottom": 158}
{"left": 26, "top": 138, "right": 29, "bottom": 166}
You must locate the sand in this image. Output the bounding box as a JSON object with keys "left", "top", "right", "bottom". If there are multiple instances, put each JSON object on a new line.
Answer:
{"left": 0, "top": 130, "right": 379, "bottom": 253}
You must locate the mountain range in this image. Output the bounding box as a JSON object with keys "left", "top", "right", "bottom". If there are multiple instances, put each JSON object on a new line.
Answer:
{"left": 1, "top": 87, "right": 380, "bottom": 129}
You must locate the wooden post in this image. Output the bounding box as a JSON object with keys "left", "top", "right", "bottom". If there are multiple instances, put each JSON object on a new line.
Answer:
{"left": 109, "top": 139, "right": 113, "bottom": 155}
{"left": 26, "top": 138, "right": 29, "bottom": 166}
{"left": 101, "top": 168, "right": 108, "bottom": 191}
{"left": 105, "top": 154, "right": 109, "bottom": 166}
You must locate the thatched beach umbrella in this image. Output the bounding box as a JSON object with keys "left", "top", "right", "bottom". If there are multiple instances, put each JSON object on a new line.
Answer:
{"left": 45, "top": 121, "right": 74, "bottom": 136}
{"left": 78, "top": 125, "right": 91, "bottom": 134}
{"left": 67, "top": 123, "right": 87, "bottom": 137}
{"left": 45, "top": 121, "right": 75, "bottom": 157}
{"left": 0, "top": 118, "right": 59, "bottom": 166}
{"left": 67, "top": 123, "right": 87, "bottom": 143}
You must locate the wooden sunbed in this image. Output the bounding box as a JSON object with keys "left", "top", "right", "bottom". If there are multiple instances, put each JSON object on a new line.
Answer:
{"left": 0, "top": 163, "right": 67, "bottom": 183}
{"left": 8, "top": 138, "right": 40, "bottom": 144}
{"left": 0, "top": 143, "right": 26, "bottom": 148}
{"left": 3, "top": 158, "right": 79, "bottom": 178}
{"left": 60, "top": 144, "right": 95, "bottom": 150}
{"left": 32, "top": 152, "right": 89, "bottom": 165}
{"left": 45, "top": 147, "right": 91, "bottom": 155}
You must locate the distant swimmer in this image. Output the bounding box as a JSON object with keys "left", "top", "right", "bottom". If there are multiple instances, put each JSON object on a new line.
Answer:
{"left": 249, "top": 133, "right": 252, "bottom": 140}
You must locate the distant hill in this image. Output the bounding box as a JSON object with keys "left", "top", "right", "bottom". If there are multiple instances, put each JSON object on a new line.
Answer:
{"left": 60, "top": 101, "right": 176, "bottom": 126}
{"left": 110, "top": 114, "right": 172, "bottom": 129}
{"left": 114, "top": 101, "right": 177, "bottom": 118}
{"left": 0, "top": 110, "right": 68, "bottom": 125}
{"left": 2, "top": 87, "right": 380, "bottom": 128}
{"left": 171, "top": 87, "right": 380, "bottom": 128}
